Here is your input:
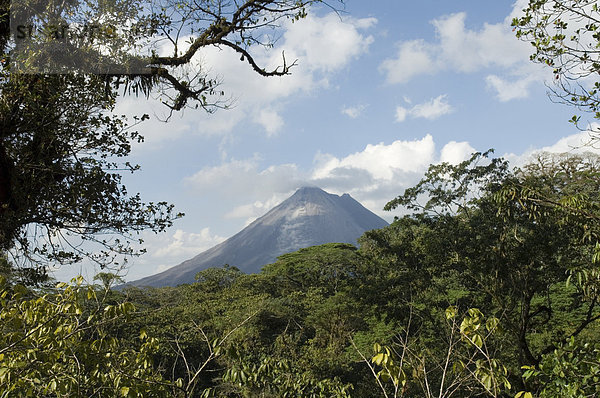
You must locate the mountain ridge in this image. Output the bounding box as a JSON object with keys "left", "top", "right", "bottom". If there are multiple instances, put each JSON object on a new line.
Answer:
{"left": 127, "top": 187, "right": 388, "bottom": 287}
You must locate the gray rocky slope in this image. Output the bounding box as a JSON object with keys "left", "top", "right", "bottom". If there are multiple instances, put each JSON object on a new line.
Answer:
{"left": 128, "top": 187, "right": 388, "bottom": 287}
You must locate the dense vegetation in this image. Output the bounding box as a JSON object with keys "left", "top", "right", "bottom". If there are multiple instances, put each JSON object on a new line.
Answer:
{"left": 0, "top": 0, "right": 327, "bottom": 278}
{"left": 2, "top": 151, "right": 600, "bottom": 397}
{"left": 2, "top": 0, "right": 600, "bottom": 396}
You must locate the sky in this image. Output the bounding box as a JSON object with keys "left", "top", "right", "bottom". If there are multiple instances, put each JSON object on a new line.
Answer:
{"left": 53, "top": 0, "right": 600, "bottom": 282}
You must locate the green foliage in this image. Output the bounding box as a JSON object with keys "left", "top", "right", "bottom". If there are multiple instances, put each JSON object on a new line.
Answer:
{"left": 361, "top": 151, "right": 600, "bottom": 394}
{"left": 512, "top": 0, "right": 600, "bottom": 138}
{"left": 121, "top": 244, "right": 376, "bottom": 397}
{"left": 0, "top": 72, "right": 181, "bottom": 278}
{"left": 262, "top": 243, "right": 360, "bottom": 295}
{"left": 0, "top": 0, "right": 335, "bottom": 280}
{"left": 519, "top": 337, "right": 600, "bottom": 397}
{"left": 369, "top": 307, "right": 510, "bottom": 398}
{"left": 222, "top": 354, "right": 353, "bottom": 398}
{"left": 384, "top": 150, "right": 509, "bottom": 215}
{"left": 195, "top": 264, "right": 244, "bottom": 290}
{"left": 495, "top": 152, "right": 600, "bottom": 259}
{"left": 0, "top": 275, "right": 172, "bottom": 397}
{"left": 6, "top": 144, "right": 591, "bottom": 397}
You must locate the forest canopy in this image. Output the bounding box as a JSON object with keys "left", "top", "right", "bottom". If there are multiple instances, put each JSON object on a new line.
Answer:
{"left": 0, "top": 0, "right": 333, "bottom": 280}
{"left": 2, "top": 0, "right": 600, "bottom": 397}
{"left": 3, "top": 151, "right": 599, "bottom": 397}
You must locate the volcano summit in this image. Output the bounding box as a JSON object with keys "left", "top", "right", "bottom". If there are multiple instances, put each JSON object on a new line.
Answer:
{"left": 129, "top": 187, "right": 388, "bottom": 287}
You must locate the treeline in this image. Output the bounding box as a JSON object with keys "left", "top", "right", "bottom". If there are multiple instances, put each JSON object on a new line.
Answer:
{"left": 2, "top": 151, "right": 599, "bottom": 397}
{"left": 2, "top": 0, "right": 599, "bottom": 395}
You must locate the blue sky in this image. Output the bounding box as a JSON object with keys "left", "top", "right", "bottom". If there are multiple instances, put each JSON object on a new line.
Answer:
{"left": 53, "top": 0, "right": 600, "bottom": 282}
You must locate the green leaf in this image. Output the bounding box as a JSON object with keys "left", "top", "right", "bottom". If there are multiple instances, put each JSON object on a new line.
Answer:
{"left": 471, "top": 334, "right": 483, "bottom": 349}
{"left": 515, "top": 392, "right": 533, "bottom": 398}
{"left": 446, "top": 306, "right": 458, "bottom": 319}
{"left": 372, "top": 353, "right": 386, "bottom": 366}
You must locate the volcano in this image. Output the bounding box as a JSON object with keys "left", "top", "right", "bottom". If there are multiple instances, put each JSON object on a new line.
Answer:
{"left": 128, "top": 187, "right": 388, "bottom": 287}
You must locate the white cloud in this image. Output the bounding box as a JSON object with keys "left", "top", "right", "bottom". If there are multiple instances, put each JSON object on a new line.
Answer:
{"left": 225, "top": 195, "right": 289, "bottom": 226}
{"left": 153, "top": 228, "right": 225, "bottom": 260}
{"left": 255, "top": 108, "right": 284, "bottom": 136}
{"left": 440, "top": 141, "right": 476, "bottom": 164}
{"left": 432, "top": 12, "right": 523, "bottom": 72}
{"left": 184, "top": 157, "right": 301, "bottom": 226}
{"left": 198, "top": 13, "right": 376, "bottom": 134}
{"left": 115, "top": 12, "right": 377, "bottom": 145}
{"left": 280, "top": 14, "right": 377, "bottom": 74}
{"left": 341, "top": 104, "right": 367, "bottom": 119}
{"left": 395, "top": 95, "right": 454, "bottom": 122}
{"left": 395, "top": 106, "right": 408, "bottom": 122}
{"left": 410, "top": 95, "right": 454, "bottom": 120}
{"left": 184, "top": 156, "right": 304, "bottom": 199}
{"left": 123, "top": 227, "right": 226, "bottom": 279}
{"left": 380, "top": 39, "right": 437, "bottom": 84}
{"left": 300, "top": 133, "right": 595, "bottom": 221}
{"left": 313, "top": 135, "right": 436, "bottom": 180}
{"left": 308, "top": 136, "right": 480, "bottom": 218}
{"left": 505, "top": 126, "right": 600, "bottom": 166}
{"left": 485, "top": 66, "right": 544, "bottom": 102}
{"left": 380, "top": 8, "right": 548, "bottom": 100}
{"left": 538, "top": 127, "right": 600, "bottom": 153}
{"left": 183, "top": 135, "right": 481, "bottom": 222}
{"left": 486, "top": 75, "right": 532, "bottom": 102}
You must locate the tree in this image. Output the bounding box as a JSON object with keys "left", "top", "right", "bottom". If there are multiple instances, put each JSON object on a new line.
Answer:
{"left": 261, "top": 243, "right": 361, "bottom": 296}
{"left": 221, "top": 354, "right": 353, "bottom": 398}
{"left": 0, "top": 73, "right": 180, "bottom": 277}
{"left": 359, "top": 307, "right": 510, "bottom": 398}
{"left": 512, "top": 0, "right": 600, "bottom": 139}
{"left": 0, "top": 275, "right": 173, "bottom": 397}
{"left": 494, "top": 153, "right": 600, "bottom": 396}
{"left": 120, "top": 245, "right": 374, "bottom": 396}
{"left": 519, "top": 336, "right": 600, "bottom": 397}
{"left": 374, "top": 151, "right": 600, "bottom": 386}
{"left": 0, "top": 0, "right": 334, "bottom": 279}
{"left": 4, "top": 0, "right": 330, "bottom": 109}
